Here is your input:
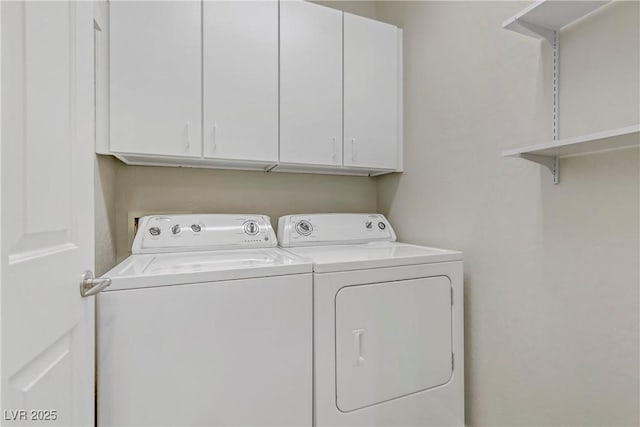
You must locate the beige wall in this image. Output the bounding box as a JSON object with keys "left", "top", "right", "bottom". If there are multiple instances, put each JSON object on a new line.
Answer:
{"left": 312, "top": 1, "right": 377, "bottom": 19}
{"left": 95, "top": 155, "right": 119, "bottom": 276}
{"left": 376, "top": 1, "right": 639, "bottom": 425}
{"left": 114, "top": 166, "right": 376, "bottom": 261}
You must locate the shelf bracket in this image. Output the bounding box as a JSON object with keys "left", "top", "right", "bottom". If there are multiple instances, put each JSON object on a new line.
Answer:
{"left": 519, "top": 154, "right": 559, "bottom": 184}
{"left": 513, "top": 19, "right": 556, "bottom": 44}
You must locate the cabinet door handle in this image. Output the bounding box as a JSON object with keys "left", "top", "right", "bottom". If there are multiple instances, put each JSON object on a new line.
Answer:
{"left": 212, "top": 124, "right": 217, "bottom": 153}
{"left": 332, "top": 136, "right": 337, "bottom": 160}
{"left": 351, "top": 138, "right": 356, "bottom": 161}
{"left": 353, "top": 329, "right": 365, "bottom": 366}
{"left": 185, "top": 121, "right": 191, "bottom": 152}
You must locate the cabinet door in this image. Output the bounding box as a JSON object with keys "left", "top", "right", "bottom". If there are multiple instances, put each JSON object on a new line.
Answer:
{"left": 110, "top": 1, "right": 202, "bottom": 157}
{"left": 344, "top": 13, "right": 399, "bottom": 170}
{"left": 203, "top": 1, "right": 278, "bottom": 162}
{"left": 280, "top": 0, "right": 342, "bottom": 166}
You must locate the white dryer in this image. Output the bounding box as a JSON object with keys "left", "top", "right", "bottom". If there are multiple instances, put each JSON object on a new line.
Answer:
{"left": 98, "top": 214, "right": 312, "bottom": 426}
{"left": 278, "top": 213, "right": 464, "bottom": 426}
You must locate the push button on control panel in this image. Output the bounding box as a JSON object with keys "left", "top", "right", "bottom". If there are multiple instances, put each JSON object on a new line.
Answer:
{"left": 243, "top": 220, "right": 260, "bottom": 236}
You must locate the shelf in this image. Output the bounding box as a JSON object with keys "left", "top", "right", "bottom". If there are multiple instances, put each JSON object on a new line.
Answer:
{"left": 502, "top": 125, "right": 640, "bottom": 184}
{"left": 503, "top": 125, "right": 640, "bottom": 158}
{"left": 502, "top": 1, "right": 630, "bottom": 185}
{"left": 503, "top": 0, "right": 609, "bottom": 42}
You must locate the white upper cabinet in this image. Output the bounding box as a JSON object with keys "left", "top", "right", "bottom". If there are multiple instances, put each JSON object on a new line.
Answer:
{"left": 110, "top": 1, "right": 202, "bottom": 157}
{"left": 280, "top": 0, "right": 343, "bottom": 167}
{"left": 203, "top": 1, "right": 279, "bottom": 163}
{"left": 343, "top": 13, "right": 399, "bottom": 170}
{"left": 106, "top": 1, "right": 402, "bottom": 175}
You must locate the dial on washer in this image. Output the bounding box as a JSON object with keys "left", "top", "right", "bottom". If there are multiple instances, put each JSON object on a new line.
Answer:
{"left": 243, "top": 221, "right": 260, "bottom": 236}
{"left": 296, "top": 220, "right": 313, "bottom": 236}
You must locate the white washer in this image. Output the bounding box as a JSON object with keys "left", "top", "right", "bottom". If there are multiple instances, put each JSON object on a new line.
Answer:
{"left": 98, "top": 214, "right": 312, "bottom": 426}
{"left": 278, "top": 213, "right": 464, "bottom": 426}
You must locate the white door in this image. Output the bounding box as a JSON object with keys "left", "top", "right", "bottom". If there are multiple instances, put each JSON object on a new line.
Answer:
{"left": 1, "top": 1, "right": 95, "bottom": 425}
{"left": 203, "top": 1, "right": 278, "bottom": 162}
{"left": 344, "top": 13, "right": 399, "bottom": 170}
{"left": 280, "top": 0, "right": 342, "bottom": 167}
{"left": 335, "top": 277, "right": 453, "bottom": 412}
{"left": 110, "top": 1, "right": 202, "bottom": 158}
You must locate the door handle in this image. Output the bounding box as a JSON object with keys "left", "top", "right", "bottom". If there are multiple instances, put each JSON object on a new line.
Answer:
{"left": 351, "top": 138, "right": 356, "bottom": 161}
{"left": 212, "top": 124, "right": 217, "bottom": 153}
{"left": 353, "top": 329, "right": 365, "bottom": 366}
{"left": 185, "top": 121, "right": 191, "bottom": 151}
{"left": 332, "top": 136, "right": 337, "bottom": 160}
{"left": 80, "top": 270, "right": 111, "bottom": 297}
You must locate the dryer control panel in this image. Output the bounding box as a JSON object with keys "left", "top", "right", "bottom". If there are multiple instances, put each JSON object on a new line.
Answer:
{"left": 278, "top": 213, "right": 396, "bottom": 247}
{"left": 132, "top": 214, "right": 277, "bottom": 254}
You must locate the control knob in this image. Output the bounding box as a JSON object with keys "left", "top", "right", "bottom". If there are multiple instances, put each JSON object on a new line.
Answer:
{"left": 296, "top": 220, "right": 313, "bottom": 236}
{"left": 171, "top": 224, "right": 181, "bottom": 235}
{"left": 149, "top": 227, "right": 161, "bottom": 236}
{"left": 243, "top": 221, "right": 260, "bottom": 236}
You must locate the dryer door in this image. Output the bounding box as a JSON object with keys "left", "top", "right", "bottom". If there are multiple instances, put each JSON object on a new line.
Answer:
{"left": 335, "top": 276, "right": 453, "bottom": 412}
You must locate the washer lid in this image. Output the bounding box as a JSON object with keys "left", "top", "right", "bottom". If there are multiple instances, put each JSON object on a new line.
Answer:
{"left": 102, "top": 248, "right": 311, "bottom": 291}
{"left": 283, "top": 242, "right": 463, "bottom": 273}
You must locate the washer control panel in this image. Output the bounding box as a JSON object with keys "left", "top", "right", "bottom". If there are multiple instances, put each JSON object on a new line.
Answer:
{"left": 132, "top": 214, "right": 277, "bottom": 254}
{"left": 278, "top": 213, "right": 396, "bottom": 247}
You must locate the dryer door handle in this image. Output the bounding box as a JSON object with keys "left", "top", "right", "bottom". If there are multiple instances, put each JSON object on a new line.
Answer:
{"left": 353, "top": 329, "right": 365, "bottom": 366}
